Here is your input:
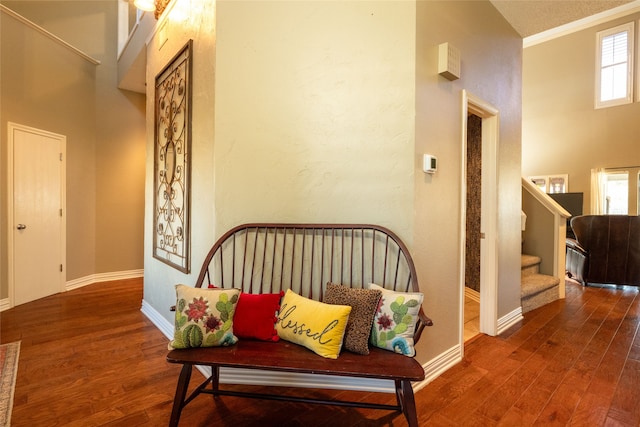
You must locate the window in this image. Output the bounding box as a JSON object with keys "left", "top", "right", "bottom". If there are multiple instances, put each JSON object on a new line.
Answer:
{"left": 593, "top": 168, "right": 640, "bottom": 215}
{"left": 603, "top": 171, "right": 629, "bottom": 214}
{"left": 595, "top": 22, "right": 634, "bottom": 109}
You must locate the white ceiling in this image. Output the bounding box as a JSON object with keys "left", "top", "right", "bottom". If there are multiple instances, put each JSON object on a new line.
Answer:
{"left": 491, "top": 0, "right": 635, "bottom": 38}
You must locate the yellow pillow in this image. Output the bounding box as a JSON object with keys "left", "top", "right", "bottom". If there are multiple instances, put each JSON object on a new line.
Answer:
{"left": 276, "top": 289, "right": 351, "bottom": 359}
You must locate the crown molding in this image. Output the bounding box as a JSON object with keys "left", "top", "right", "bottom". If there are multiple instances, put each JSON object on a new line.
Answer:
{"left": 524, "top": 0, "right": 640, "bottom": 48}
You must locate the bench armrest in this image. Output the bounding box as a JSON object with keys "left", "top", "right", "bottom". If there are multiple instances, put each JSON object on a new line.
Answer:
{"left": 413, "top": 308, "right": 433, "bottom": 344}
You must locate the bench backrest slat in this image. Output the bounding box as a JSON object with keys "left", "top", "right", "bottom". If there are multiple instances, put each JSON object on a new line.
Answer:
{"left": 196, "top": 224, "right": 416, "bottom": 293}
{"left": 194, "top": 223, "right": 430, "bottom": 342}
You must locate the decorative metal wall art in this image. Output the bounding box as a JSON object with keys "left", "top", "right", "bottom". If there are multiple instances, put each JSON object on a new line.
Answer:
{"left": 153, "top": 40, "right": 193, "bottom": 273}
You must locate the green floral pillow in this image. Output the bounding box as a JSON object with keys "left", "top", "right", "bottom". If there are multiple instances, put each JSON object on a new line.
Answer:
{"left": 169, "top": 285, "right": 240, "bottom": 349}
{"left": 367, "top": 283, "right": 423, "bottom": 357}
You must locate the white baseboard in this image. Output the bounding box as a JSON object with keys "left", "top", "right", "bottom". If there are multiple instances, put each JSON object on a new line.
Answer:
{"left": 142, "top": 298, "right": 454, "bottom": 394}
{"left": 141, "top": 299, "right": 174, "bottom": 340}
{"left": 464, "top": 288, "right": 521, "bottom": 337}
{"left": 497, "top": 306, "right": 523, "bottom": 335}
{"left": 413, "top": 343, "right": 462, "bottom": 392}
{"left": 464, "top": 287, "right": 481, "bottom": 303}
{"left": 0, "top": 298, "right": 10, "bottom": 312}
{"left": 66, "top": 269, "right": 144, "bottom": 291}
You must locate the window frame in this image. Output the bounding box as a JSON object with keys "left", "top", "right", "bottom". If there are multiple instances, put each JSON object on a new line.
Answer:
{"left": 599, "top": 167, "right": 640, "bottom": 215}
{"left": 595, "top": 22, "right": 634, "bottom": 109}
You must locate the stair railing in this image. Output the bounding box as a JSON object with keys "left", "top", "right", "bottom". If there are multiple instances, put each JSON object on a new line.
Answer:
{"left": 521, "top": 177, "right": 571, "bottom": 298}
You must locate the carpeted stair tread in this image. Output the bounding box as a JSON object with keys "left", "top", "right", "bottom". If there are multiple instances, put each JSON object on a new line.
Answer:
{"left": 521, "top": 254, "right": 541, "bottom": 269}
{"left": 521, "top": 254, "right": 542, "bottom": 277}
{"left": 521, "top": 273, "right": 560, "bottom": 298}
{"left": 520, "top": 254, "right": 561, "bottom": 313}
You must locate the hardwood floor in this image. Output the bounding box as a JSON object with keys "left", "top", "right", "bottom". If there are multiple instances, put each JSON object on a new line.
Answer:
{"left": 464, "top": 295, "right": 480, "bottom": 342}
{"left": 2, "top": 278, "right": 639, "bottom": 426}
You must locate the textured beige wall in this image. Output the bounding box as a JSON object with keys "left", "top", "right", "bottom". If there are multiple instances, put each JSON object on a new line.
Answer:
{"left": 522, "top": 189, "right": 556, "bottom": 275}
{"left": 523, "top": 12, "right": 640, "bottom": 211}
{"left": 17, "top": 1, "right": 146, "bottom": 275}
{"left": 91, "top": 9, "right": 146, "bottom": 274}
{"left": 1, "top": 6, "right": 96, "bottom": 297}
{"left": 414, "top": 1, "right": 523, "bottom": 360}
{"left": 1, "top": 1, "right": 145, "bottom": 301}
{"left": 214, "top": 1, "right": 416, "bottom": 236}
{"left": 143, "top": 0, "right": 417, "bottom": 325}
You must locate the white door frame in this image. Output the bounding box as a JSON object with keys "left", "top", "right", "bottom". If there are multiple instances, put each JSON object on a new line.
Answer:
{"left": 7, "top": 122, "right": 67, "bottom": 308}
{"left": 459, "top": 90, "right": 499, "bottom": 342}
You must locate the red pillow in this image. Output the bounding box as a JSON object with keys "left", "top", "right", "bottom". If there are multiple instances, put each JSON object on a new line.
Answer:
{"left": 209, "top": 285, "right": 283, "bottom": 341}
{"left": 235, "top": 292, "right": 284, "bottom": 341}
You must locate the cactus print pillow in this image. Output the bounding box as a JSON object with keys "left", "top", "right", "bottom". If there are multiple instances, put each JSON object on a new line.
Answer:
{"left": 169, "top": 285, "right": 240, "bottom": 350}
{"left": 367, "top": 283, "right": 423, "bottom": 357}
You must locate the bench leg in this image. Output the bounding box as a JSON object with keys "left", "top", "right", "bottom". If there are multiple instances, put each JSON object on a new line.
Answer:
{"left": 396, "top": 380, "right": 419, "bottom": 427}
{"left": 211, "top": 365, "right": 220, "bottom": 393}
{"left": 169, "top": 364, "right": 193, "bottom": 427}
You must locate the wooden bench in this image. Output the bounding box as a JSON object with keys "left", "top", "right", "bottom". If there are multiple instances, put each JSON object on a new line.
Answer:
{"left": 166, "top": 223, "right": 433, "bottom": 426}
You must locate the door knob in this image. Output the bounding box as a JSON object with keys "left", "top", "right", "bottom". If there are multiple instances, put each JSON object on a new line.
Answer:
{"left": 16, "top": 224, "right": 27, "bottom": 230}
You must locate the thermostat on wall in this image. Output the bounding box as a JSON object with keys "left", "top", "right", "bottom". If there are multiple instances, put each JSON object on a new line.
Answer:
{"left": 423, "top": 154, "right": 437, "bottom": 174}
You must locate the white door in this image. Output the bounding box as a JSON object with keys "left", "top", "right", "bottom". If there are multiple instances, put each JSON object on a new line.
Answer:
{"left": 9, "top": 123, "right": 66, "bottom": 306}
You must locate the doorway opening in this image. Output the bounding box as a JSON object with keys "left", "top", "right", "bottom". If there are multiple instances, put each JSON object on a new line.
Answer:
{"left": 464, "top": 113, "right": 482, "bottom": 342}
{"left": 460, "top": 91, "right": 499, "bottom": 346}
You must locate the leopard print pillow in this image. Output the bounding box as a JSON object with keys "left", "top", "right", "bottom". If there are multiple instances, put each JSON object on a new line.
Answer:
{"left": 323, "top": 282, "right": 382, "bottom": 355}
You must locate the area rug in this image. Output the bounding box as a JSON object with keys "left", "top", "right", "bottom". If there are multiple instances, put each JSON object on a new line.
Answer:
{"left": 0, "top": 342, "right": 20, "bottom": 427}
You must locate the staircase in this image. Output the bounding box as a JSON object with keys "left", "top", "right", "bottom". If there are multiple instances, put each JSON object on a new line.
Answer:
{"left": 521, "top": 254, "right": 560, "bottom": 313}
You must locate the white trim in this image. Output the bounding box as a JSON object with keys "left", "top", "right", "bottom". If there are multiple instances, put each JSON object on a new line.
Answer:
{"left": 141, "top": 299, "right": 456, "bottom": 394}
{"left": 141, "top": 299, "right": 174, "bottom": 339}
{"left": 0, "top": 4, "right": 100, "bottom": 65}
{"left": 66, "top": 270, "right": 144, "bottom": 291}
{"left": 461, "top": 90, "right": 500, "bottom": 344}
{"left": 554, "top": 216, "right": 567, "bottom": 299}
{"left": 118, "top": 19, "right": 140, "bottom": 61}
{"left": 413, "top": 344, "right": 462, "bottom": 392}
{"left": 497, "top": 306, "right": 524, "bottom": 335}
{"left": 524, "top": 1, "right": 640, "bottom": 48}
{"left": 595, "top": 22, "right": 635, "bottom": 109}
{"left": 521, "top": 178, "right": 571, "bottom": 218}
{"left": 465, "top": 287, "right": 480, "bottom": 303}
{"left": 459, "top": 97, "right": 468, "bottom": 349}
{"left": 0, "top": 299, "right": 10, "bottom": 312}
{"left": 638, "top": 18, "right": 640, "bottom": 105}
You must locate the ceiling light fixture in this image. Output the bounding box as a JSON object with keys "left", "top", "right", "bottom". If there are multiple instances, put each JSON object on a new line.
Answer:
{"left": 133, "top": 0, "right": 155, "bottom": 12}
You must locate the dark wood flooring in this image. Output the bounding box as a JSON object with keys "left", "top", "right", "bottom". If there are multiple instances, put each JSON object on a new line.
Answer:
{"left": 1, "top": 277, "right": 639, "bottom": 426}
